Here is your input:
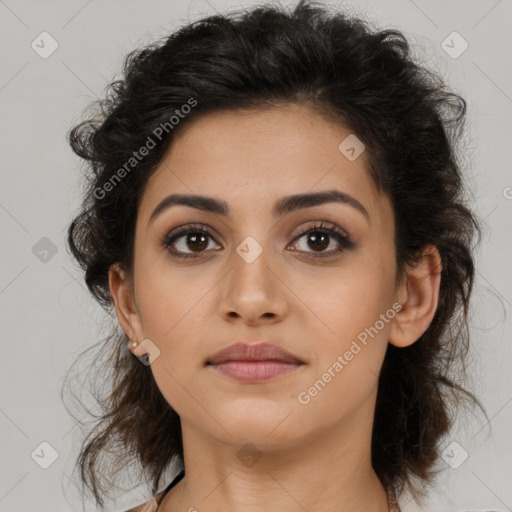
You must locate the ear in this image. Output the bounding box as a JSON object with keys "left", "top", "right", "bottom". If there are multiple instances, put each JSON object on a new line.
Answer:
{"left": 108, "top": 263, "right": 146, "bottom": 357}
{"left": 389, "top": 244, "right": 443, "bottom": 348}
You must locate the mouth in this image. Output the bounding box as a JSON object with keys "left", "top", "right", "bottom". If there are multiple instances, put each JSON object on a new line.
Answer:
{"left": 206, "top": 342, "right": 305, "bottom": 383}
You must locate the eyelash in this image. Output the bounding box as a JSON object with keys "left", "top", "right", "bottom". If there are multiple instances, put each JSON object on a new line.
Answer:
{"left": 162, "top": 221, "right": 354, "bottom": 260}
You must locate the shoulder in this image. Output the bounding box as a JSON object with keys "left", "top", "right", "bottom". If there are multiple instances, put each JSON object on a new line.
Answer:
{"left": 123, "top": 491, "right": 165, "bottom": 512}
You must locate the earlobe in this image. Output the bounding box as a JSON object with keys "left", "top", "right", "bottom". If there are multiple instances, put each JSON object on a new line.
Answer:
{"left": 389, "top": 245, "right": 443, "bottom": 348}
{"left": 130, "top": 339, "right": 148, "bottom": 357}
{"left": 109, "top": 263, "right": 144, "bottom": 352}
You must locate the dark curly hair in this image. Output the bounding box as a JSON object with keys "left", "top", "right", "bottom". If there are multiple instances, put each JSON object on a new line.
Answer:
{"left": 62, "top": 0, "right": 488, "bottom": 508}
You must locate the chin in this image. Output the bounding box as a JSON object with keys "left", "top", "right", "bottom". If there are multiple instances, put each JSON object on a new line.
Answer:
{"left": 211, "top": 403, "right": 305, "bottom": 443}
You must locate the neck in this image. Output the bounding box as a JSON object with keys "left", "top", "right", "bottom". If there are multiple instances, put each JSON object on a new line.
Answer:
{"left": 159, "top": 403, "right": 390, "bottom": 512}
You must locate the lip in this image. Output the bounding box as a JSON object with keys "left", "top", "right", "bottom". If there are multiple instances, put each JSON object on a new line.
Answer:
{"left": 206, "top": 342, "right": 305, "bottom": 383}
{"left": 206, "top": 342, "right": 304, "bottom": 365}
{"left": 210, "top": 360, "right": 303, "bottom": 382}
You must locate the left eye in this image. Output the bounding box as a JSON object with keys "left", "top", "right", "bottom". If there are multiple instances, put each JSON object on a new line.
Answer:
{"left": 288, "top": 222, "right": 354, "bottom": 257}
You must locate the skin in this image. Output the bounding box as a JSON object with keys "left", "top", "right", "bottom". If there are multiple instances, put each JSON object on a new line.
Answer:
{"left": 109, "top": 103, "right": 442, "bottom": 512}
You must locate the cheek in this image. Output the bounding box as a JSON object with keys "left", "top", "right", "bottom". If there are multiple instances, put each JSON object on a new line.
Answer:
{"left": 296, "top": 286, "right": 392, "bottom": 421}
{"left": 295, "top": 354, "right": 382, "bottom": 435}
{"left": 135, "top": 255, "right": 209, "bottom": 340}
{"left": 292, "top": 260, "right": 394, "bottom": 397}
{"left": 295, "top": 260, "right": 395, "bottom": 344}
{"left": 133, "top": 269, "right": 209, "bottom": 410}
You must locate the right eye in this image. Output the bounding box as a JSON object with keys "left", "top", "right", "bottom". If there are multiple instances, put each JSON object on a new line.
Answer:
{"left": 162, "top": 223, "right": 222, "bottom": 259}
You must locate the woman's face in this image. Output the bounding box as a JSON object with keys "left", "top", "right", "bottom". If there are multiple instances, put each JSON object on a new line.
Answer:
{"left": 117, "top": 104, "right": 403, "bottom": 450}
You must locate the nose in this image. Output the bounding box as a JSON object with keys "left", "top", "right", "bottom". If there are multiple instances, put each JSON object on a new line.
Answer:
{"left": 218, "top": 241, "right": 289, "bottom": 326}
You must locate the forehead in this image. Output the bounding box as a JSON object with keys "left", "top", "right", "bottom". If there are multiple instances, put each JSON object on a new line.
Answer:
{"left": 138, "top": 104, "right": 390, "bottom": 225}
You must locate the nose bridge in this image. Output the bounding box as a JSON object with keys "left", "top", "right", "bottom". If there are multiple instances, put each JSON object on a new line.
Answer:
{"left": 219, "top": 231, "right": 286, "bottom": 320}
{"left": 231, "top": 233, "right": 274, "bottom": 295}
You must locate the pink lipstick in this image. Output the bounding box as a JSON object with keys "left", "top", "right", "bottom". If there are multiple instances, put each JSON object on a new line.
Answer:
{"left": 206, "top": 342, "right": 304, "bottom": 383}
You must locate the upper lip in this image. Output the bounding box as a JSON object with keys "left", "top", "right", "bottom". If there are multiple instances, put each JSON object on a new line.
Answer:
{"left": 206, "top": 342, "right": 304, "bottom": 365}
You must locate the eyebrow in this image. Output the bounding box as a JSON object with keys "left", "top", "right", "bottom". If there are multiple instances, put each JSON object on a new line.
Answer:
{"left": 148, "top": 189, "right": 370, "bottom": 225}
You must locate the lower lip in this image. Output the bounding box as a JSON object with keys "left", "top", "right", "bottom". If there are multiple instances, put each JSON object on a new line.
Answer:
{"left": 209, "top": 360, "right": 303, "bottom": 382}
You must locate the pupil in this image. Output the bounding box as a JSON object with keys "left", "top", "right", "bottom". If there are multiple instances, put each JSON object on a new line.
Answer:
{"left": 309, "top": 232, "right": 328, "bottom": 251}
{"left": 188, "top": 233, "right": 208, "bottom": 252}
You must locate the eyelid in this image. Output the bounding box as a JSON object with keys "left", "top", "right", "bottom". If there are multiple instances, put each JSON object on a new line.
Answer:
{"left": 291, "top": 220, "right": 350, "bottom": 241}
{"left": 164, "top": 222, "right": 221, "bottom": 242}
{"left": 162, "top": 222, "right": 221, "bottom": 247}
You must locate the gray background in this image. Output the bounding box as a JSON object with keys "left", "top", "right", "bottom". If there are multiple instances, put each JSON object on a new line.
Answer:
{"left": 1, "top": 0, "right": 511, "bottom": 511}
